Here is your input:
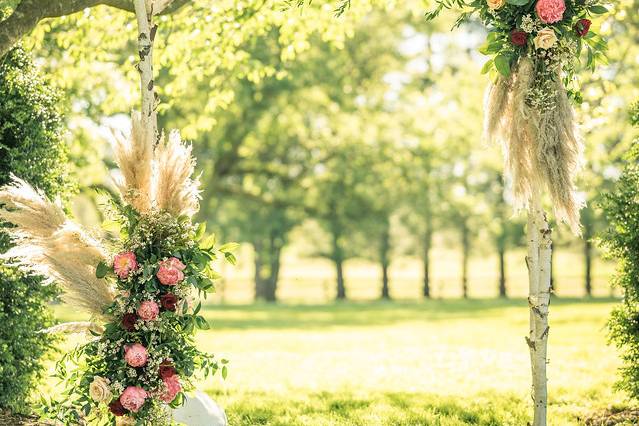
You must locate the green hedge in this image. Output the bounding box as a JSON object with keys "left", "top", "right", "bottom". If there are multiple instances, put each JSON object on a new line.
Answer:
{"left": 601, "top": 100, "right": 639, "bottom": 399}
{"left": 0, "top": 46, "right": 71, "bottom": 412}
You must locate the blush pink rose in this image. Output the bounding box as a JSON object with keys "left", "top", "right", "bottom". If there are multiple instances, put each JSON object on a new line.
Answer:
{"left": 156, "top": 258, "right": 186, "bottom": 286}
{"left": 160, "top": 375, "right": 182, "bottom": 403}
{"left": 113, "top": 252, "right": 138, "bottom": 279}
{"left": 124, "top": 343, "right": 148, "bottom": 367}
{"left": 535, "top": 0, "right": 565, "bottom": 24}
{"left": 137, "top": 300, "right": 159, "bottom": 321}
{"left": 119, "top": 386, "right": 147, "bottom": 412}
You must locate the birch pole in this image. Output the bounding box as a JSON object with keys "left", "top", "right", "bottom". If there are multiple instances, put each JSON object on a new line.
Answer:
{"left": 134, "top": 0, "right": 158, "bottom": 147}
{"left": 526, "top": 191, "right": 552, "bottom": 426}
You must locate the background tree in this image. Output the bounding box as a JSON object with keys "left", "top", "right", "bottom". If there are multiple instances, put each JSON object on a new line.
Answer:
{"left": 0, "top": 46, "right": 71, "bottom": 412}
{"left": 600, "top": 99, "right": 639, "bottom": 399}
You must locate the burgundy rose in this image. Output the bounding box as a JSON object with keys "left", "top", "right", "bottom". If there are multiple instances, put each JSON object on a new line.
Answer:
{"left": 121, "top": 313, "right": 138, "bottom": 332}
{"left": 575, "top": 19, "right": 591, "bottom": 37}
{"left": 160, "top": 293, "right": 178, "bottom": 312}
{"left": 109, "top": 399, "right": 128, "bottom": 416}
{"left": 510, "top": 30, "right": 528, "bottom": 47}
{"left": 159, "top": 361, "right": 177, "bottom": 379}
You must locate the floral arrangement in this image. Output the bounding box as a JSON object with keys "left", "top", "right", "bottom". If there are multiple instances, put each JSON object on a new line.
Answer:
{"left": 426, "top": 0, "right": 608, "bottom": 101}
{"left": 0, "top": 113, "right": 235, "bottom": 425}
{"left": 426, "top": 0, "right": 609, "bottom": 233}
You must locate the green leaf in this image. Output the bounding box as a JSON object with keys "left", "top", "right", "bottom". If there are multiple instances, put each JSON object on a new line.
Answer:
{"left": 481, "top": 59, "right": 494, "bottom": 75}
{"left": 505, "top": 0, "right": 528, "bottom": 5}
{"left": 494, "top": 54, "right": 511, "bottom": 77}
{"left": 222, "top": 365, "right": 228, "bottom": 379}
{"left": 195, "top": 222, "right": 206, "bottom": 240}
{"left": 96, "top": 261, "right": 110, "bottom": 279}
{"left": 195, "top": 315, "right": 210, "bottom": 330}
{"left": 218, "top": 242, "right": 240, "bottom": 253}
{"left": 224, "top": 252, "right": 237, "bottom": 265}
{"left": 588, "top": 5, "right": 608, "bottom": 14}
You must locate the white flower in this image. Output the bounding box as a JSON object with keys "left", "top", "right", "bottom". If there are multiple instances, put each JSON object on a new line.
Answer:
{"left": 534, "top": 28, "right": 558, "bottom": 50}
{"left": 521, "top": 14, "right": 538, "bottom": 33}
{"left": 89, "top": 376, "right": 112, "bottom": 403}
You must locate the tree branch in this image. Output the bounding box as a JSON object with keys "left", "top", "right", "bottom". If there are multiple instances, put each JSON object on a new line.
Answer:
{"left": 0, "top": 0, "right": 190, "bottom": 58}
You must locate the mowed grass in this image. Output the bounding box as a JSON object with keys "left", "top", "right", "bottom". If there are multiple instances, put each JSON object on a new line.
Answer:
{"left": 53, "top": 298, "right": 629, "bottom": 425}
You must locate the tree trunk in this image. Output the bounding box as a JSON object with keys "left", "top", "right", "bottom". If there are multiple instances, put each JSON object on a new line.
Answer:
{"left": 252, "top": 233, "right": 283, "bottom": 302}
{"left": 584, "top": 239, "right": 592, "bottom": 297}
{"left": 379, "top": 222, "right": 391, "bottom": 300}
{"left": 461, "top": 221, "right": 469, "bottom": 299}
{"left": 498, "top": 245, "right": 507, "bottom": 298}
{"left": 380, "top": 262, "right": 390, "bottom": 299}
{"left": 252, "top": 241, "right": 266, "bottom": 301}
{"left": 331, "top": 220, "right": 346, "bottom": 300}
{"left": 335, "top": 258, "right": 346, "bottom": 300}
{"left": 526, "top": 193, "right": 552, "bottom": 426}
{"left": 422, "top": 216, "right": 432, "bottom": 299}
{"left": 264, "top": 231, "right": 282, "bottom": 302}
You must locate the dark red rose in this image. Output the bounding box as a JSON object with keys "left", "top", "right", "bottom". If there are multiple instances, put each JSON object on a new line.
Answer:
{"left": 159, "top": 363, "right": 177, "bottom": 379}
{"left": 575, "top": 19, "right": 591, "bottom": 37}
{"left": 510, "top": 30, "right": 528, "bottom": 46}
{"left": 160, "top": 293, "right": 178, "bottom": 311}
{"left": 108, "top": 399, "right": 127, "bottom": 416}
{"left": 121, "top": 313, "right": 138, "bottom": 331}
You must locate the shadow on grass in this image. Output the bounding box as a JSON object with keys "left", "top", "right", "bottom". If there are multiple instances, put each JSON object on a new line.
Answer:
{"left": 214, "top": 389, "right": 529, "bottom": 426}
{"left": 201, "top": 297, "right": 618, "bottom": 331}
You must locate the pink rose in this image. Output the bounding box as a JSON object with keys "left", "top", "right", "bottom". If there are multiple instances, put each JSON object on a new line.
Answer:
{"left": 535, "top": 0, "right": 565, "bottom": 24}
{"left": 137, "top": 300, "right": 159, "bottom": 321}
{"left": 119, "top": 386, "right": 147, "bottom": 413}
{"left": 113, "top": 252, "right": 138, "bottom": 279}
{"left": 167, "top": 257, "right": 186, "bottom": 271}
{"left": 156, "top": 257, "right": 186, "bottom": 286}
{"left": 160, "top": 374, "right": 182, "bottom": 403}
{"left": 124, "top": 343, "right": 148, "bottom": 367}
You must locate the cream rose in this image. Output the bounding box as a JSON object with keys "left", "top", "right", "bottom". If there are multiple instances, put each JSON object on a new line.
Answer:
{"left": 89, "top": 376, "right": 112, "bottom": 403}
{"left": 533, "top": 28, "right": 558, "bottom": 49}
{"left": 116, "top": 416, "right": 136, "bottom": 426}
{"left": 486, "top": 0, "right": 505, "bottom": 9}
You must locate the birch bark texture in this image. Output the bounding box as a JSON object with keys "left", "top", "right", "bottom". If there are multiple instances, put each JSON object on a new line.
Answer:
{"left": 526, "top": 191, "right": 552, "bottom": 426}
{"left": 134, "top": 0, "right": 158, "bottom": 147}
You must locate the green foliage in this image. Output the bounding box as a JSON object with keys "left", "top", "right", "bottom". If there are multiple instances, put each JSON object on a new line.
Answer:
{"left": 0, "top": 46, "right": 70, "bottom": 412}
{"left": 0, "top": 46, "right": 71, "bottom": 203}
{"left": 0, "top": 266, "right": 58, "bottom": 413}
{"left": 600, "top": 99, "right": 639, "bottom": 399}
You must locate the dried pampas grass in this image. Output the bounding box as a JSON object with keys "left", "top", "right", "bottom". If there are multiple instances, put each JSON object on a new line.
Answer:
{"left": 0, "top": 176, "right": 114, "bottom": 318}
{"left": 154, "top": 129, "right": 201, "bottom": 218}
{"left": 0, "top": 175, "right": 66, "bottom": 237}
{"left": 484, "top": 56, "right": 584, "bottom": 234}
{"left": 111, "top": 111, "right": 154, "bottom": 213}
{"left": 41, "top": 321, "right": 105, "bottom": 335}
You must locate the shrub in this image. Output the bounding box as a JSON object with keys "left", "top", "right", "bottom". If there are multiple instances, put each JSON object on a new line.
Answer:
{"left": 0, "top": 46, "right": 71, "bottom": 412}
{"left": 600, "top": 100, "right": 639, "bottom": 399}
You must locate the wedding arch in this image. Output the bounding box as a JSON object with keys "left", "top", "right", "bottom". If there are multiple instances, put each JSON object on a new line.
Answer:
{"left": 0, "top": 0, "right": 611, "bottom": 425}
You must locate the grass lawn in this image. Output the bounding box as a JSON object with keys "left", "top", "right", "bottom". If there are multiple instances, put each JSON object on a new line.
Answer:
{"left": 52, "top": 298, "right": 631, "bottom": 425}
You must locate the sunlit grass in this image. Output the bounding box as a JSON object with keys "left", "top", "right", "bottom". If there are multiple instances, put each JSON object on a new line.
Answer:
{"left": 51, "top": 298, "right": 627, "bottom": 425}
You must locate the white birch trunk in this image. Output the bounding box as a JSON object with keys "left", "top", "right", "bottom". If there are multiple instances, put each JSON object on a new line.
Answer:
{"left": 526, "top": 191, "right": 552, "bottom": 426}
{"left": 134, "top": 0, "right": 158, "bottom": 146}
